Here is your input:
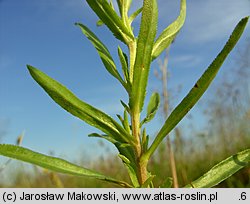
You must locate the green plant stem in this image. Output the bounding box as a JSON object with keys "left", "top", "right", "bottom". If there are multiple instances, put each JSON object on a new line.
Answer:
{"left": 128, "top": 31, "right": 148, "bottom": 186}
{"left": 131, "top": 112, "right": 140, "bottom": 155}
{"left": 131, "top": 111, "right": 148, "bottom": 185}
{"left": 128, "top": 41, "right": 137, "bottom": 83}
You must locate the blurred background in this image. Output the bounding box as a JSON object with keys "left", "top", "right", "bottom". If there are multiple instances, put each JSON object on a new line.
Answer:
{"left": 0, "top": 0, "right": 249, "bottom": 187}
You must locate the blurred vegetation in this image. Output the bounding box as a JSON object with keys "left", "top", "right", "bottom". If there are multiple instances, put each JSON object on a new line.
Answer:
{"left": 0, "top": 40, "right": 249, "bottom": 188}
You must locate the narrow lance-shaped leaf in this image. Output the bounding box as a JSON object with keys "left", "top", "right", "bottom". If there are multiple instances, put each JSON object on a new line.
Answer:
{"left": 89, "top": 133, "right": 117, "bottom": 144}
{"left": 89, "top": 133, "right": 136, "bottom": 166}
{"left": 141, "top": 128, "right": 149, "bottom": 153}
{"left": 101, "top": 0, "right": 133, "bottom": 39}
{"left": 144, "top": 17, "right": 249, "bottom": 161}
{"left": 152, "top": 0, "right": 186, "bottom": 60}
{"left": 27, "top": 65, "right": 133, "bottom": 145}
{"left": 0, "top": 144, "right": 132, "bottom": 187}
{"left": 124, "top": 163, "right": 140, "bottom": 188}
{"left": 86, "top": 0, "right": 133, "bottom": 43}
{"left": 118, "top": 46, "right": 130, "bottom": 85}
{"left": 0, "top": 132, "right": 24, "bottom": 172}
{"left": 128, "top": 7, "right": 143, "bottom": 25}
{"left": 120, "top": 100, "right": 131, "bottom": 114}
{"left": 89, "top": 133, "right": 135, "bottom": 163}
{"left": 123, "top": 110, "right": 131, "bottom": 133}
{"left": 117, "top": 114, "right": 124, "bottom": 125}
{"left": 118, "top": 154, "right": 131, "bottom": 164}
{"left": 86, "top": 0, "right": 123, "bottom": 42}
{"left": 130, "top": 0, "right": 158, "bottom": 113}
{"left": 185, "top": 149, "right": 250, "bottom": 188}
{"left": 116, "top": 0, "right": 123, "bottom": 16}
{"left": 141, "top": 92, "right": 160, "bottom": 125}
{"left": 118, "top": 153, "right": 139, "bottom": 188}
{"left": 76, "top": 23, "right": 129, "bottom": 92}
{"left": 117, "top": 111, "right": 131, "bottom": 133}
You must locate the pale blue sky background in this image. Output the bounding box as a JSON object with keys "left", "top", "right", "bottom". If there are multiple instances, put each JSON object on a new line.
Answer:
{"left": 0, "top": 0, "right": 249, "bottom": 161}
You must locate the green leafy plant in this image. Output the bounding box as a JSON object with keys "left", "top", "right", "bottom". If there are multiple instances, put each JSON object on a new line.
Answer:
{"left": 0, "top": 0, "right": 249, "bottom": 188}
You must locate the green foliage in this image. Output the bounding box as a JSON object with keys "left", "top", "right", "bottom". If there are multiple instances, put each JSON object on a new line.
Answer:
{"left": 185, "top": 149, "right": 250, "bottom": 188}
{"left": 152, "top": 0, "right": 186, "bottom": 60}
{"left": 141, "top": 92, "right": 160, "bottom": 125}
{"left": 0, "top": 144, "right": 132, "bottom": 187}
{"left": 0, "top": 0, "right": 249, "bottom": 187}
{"left": 117, "top": 46, "right": 130, "bottom": 85}
{"left": 27, "top": 65, "right": 133, "bottom": 146}
{"left": 129, "top": 0, "right": 158, "bottom": 113}
{"left": 75, "top": 23, "right": 128, "bottom": 90}
{"left": 85, "top": 0, "right": 133, "bottom": 43}
{"left": 143, "top": 17, "right": 250, "bottom": 161}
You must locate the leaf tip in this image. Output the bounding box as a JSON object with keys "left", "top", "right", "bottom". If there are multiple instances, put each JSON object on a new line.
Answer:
{"left": 74, "top": 22, "right": 81, "bottom": 27}
{"left": 240, "top": 16, "right": 249, "bottom": 25}
{"left": 26, "top": 64, "right": 35, "bottom": 73}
